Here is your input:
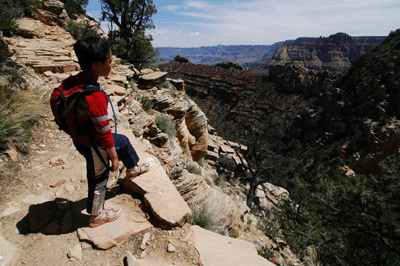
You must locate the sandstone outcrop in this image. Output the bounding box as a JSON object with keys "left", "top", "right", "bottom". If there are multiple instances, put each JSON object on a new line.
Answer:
{"left": 149, "top": 87, "right": 209, "bottom": 162}
{"left": 6, "top": 25, "right": 78, "bottom": 74}
{"left": 206, "top": 130, "right": 248, "bottom": 167}
{"left": 171, "top": 165, "right": 242, "bottom": 231}
{"left": 38, "top": 0, "right": 70, "bottom": 27}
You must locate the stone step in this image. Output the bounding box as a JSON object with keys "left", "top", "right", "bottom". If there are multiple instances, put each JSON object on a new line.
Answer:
{"left": 192, "top": 225, "right": 274, "bottom": 266}
{"left": 118, "top": 129, "right": 192, "bottom": 228}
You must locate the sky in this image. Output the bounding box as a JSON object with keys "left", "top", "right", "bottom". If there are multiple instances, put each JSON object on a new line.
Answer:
{"left": 86, "top": 0, "right": 400, "bottom": 48}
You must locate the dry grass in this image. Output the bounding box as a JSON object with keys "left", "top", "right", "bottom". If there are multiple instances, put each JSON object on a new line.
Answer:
{"left": 0, "top": 70, "right": 46, "bottom": 149}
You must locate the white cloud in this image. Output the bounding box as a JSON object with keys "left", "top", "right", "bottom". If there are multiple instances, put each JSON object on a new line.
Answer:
{"left": 178, "top": 11, "right": 215, "bottom": 20}
{"left": 188, "top": 32, "right": 201, "bottom": 36}
{"left": 165, "top": 5, "right": 179, "bottom": 11}
{"left": 184, "top": 1, "right": 212, "bottom": 9}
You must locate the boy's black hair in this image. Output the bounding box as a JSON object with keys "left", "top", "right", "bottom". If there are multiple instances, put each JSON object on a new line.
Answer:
{"left": 74, "top": 36, "right": 110, "bottom": 71}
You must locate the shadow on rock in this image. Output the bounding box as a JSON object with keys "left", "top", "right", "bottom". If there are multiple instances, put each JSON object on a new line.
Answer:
{"left": 16, "top": 190, "right": 122, "bottom": 235}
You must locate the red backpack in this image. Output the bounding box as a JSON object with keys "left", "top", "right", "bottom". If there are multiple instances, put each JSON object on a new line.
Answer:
{"left": 50, "top": 78, "right": 118, "bottom": 170}
{"left": 50, "top": 78, "right": 103, "bottom": 137}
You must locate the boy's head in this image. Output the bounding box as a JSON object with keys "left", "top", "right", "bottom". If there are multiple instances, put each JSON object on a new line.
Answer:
{"left": 74, "top": 36, "right": 111, "bottom": 72}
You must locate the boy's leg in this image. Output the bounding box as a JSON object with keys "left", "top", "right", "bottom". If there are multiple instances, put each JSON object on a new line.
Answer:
{"left": 74, "top": 142, "right": 121, "bottom": 227}
{"left": 74, "top": 142, "right": 109, "bottom": 214}
{"left": 112, "top": 133, "right": 150, "bottom": 178}
{"left": 112, "top": 133, "right": 139, "bottom": 168}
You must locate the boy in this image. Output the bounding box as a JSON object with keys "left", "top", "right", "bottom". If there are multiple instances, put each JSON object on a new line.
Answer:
{"left": 57, "top": 36, "right": 150, "bottom": 227}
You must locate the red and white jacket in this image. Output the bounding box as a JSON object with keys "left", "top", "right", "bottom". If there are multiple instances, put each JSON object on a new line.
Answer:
{"left": 58, "top": 72, "right": 114, "bottom": 149}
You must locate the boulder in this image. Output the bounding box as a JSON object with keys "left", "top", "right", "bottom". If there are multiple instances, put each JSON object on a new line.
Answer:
{"left": 172, "top": 169, "right": 241, "bottom": 230}
{"left": 192, "top": 225, "right": 274, "bottom": 266}
{"left": 138, "top": 71, "right": 167, "bottom": 89}
{"left": 109, "top": 75, "right": 128, "bottom": 84}
{"left": 167, "top": 78, "right": 185, "bottom": 91}
{"left": 107, "top": 84, "right": 126, "bottom": 96}
{"left": 118, "top": 129, "right": 192, "bottom": 228}
{"left": 16, "top": 18, "right": 45, "bottom": 38}
{"left": 41, "top": 0, "right": 65, "bottom": 15}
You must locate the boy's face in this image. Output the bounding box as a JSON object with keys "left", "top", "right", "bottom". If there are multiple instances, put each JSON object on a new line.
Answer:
{"left": 94, "top": 51, "right": 113, "bottom": 77}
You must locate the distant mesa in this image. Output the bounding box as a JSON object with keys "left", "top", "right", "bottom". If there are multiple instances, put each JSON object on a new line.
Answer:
{"left": 248, "top": 33, "right": 386, "bottom": 75}
{"left": 156, "top": 33, "right": 386, "bottom": 74}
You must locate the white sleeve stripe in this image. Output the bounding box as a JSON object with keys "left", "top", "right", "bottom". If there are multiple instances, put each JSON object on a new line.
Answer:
{"left": 95, "top": 125, "right": 111, "bottom": 132}
{"left": 92, "top": 115, "right": 109, "bottom": 123}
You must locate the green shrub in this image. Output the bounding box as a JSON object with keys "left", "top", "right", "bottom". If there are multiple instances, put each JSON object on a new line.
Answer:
{"left": 218, "top": 155, "right": 236, "bottom": 172}
{"left": 155, "top": 114, "right": 176, "bottom": 137}
{"left": 257, "top": 246, "right": 275, "bottom": 261}
{"left": 186, "top": 164, "right": 202, "bottom": 175}
{"left": 0, "top": 0, "right": 41, "bottom": 22}
{"left": 179, "top": 142, "right": 186, "bottom": 155}
{"left": 65, "top": 20, "right": 101, "bottom": 40}
{"left": 216, "top": 130, "right": 227, "bottom": 139}
{"left": 214, "top": 173, "right": 225, "bottom": 186}
{"left": 135, "top": 95, "right": 153, "bottom": 111}
{"left": 0, "top": 16, "right": 18, "bottom": 36}
{"left": 192, "top": 205, "right": 212, "bottom": 230}
{"left": 161, "top": 81, "right": 170, "bottom": 88}
{"left": 229, "top": 228, "right": 239, "bottom": 238}
{"left": 191, "top": 96, "right": 202, "bottom": 108}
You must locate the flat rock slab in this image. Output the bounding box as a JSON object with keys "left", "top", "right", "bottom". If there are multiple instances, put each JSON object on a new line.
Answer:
{"left": 192, "top": 225, "right": 274, "bottom": 266}
{"left": 140, "top": 71, "right": 167, "bottom": 81}
{"left": 77, "top": 212, "right": 152, "bottom": 250}
{"left": 138, "top": 72, "right": 168, "bottom": 89}
{"left": 74, "top": 194, "right": 153, "bottom": 250}
{"left": 119, "top": 129, "right": 192, "bottom": 228}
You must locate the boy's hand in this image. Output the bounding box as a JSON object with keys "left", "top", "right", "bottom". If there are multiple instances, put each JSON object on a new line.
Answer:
{"left": 106, "top": 147, "right": 119, "bottom": 172}
{"left": 111, "top": 158, "right": 120, "bottom": 172}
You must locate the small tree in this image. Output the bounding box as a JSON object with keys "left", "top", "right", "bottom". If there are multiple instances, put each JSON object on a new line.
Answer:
{"left": 127, "top": 30, "right": 158, "bottom": 69}
{"left": 101, "top": 0, "right": 157, "bottom": 69}
{"left": 231, "top": 115, "right": 293, "bottom": 209}
{"left": 59, "top": 0, "right": 88, "bottom": 19}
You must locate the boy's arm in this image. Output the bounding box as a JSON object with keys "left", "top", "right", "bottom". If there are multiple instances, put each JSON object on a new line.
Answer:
{"left": 106, "top": 146, "right": 119, "bottom": 172}
{"left": 86, "top": 92, "right": 115, "bottom": 148}
{"left": 86, "top": 91, "right": 119, "bottom": 171}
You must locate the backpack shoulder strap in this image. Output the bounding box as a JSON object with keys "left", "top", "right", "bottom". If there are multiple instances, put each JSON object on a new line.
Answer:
{"left": 83, "top": 85, "right": 118, "bottom": 135}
